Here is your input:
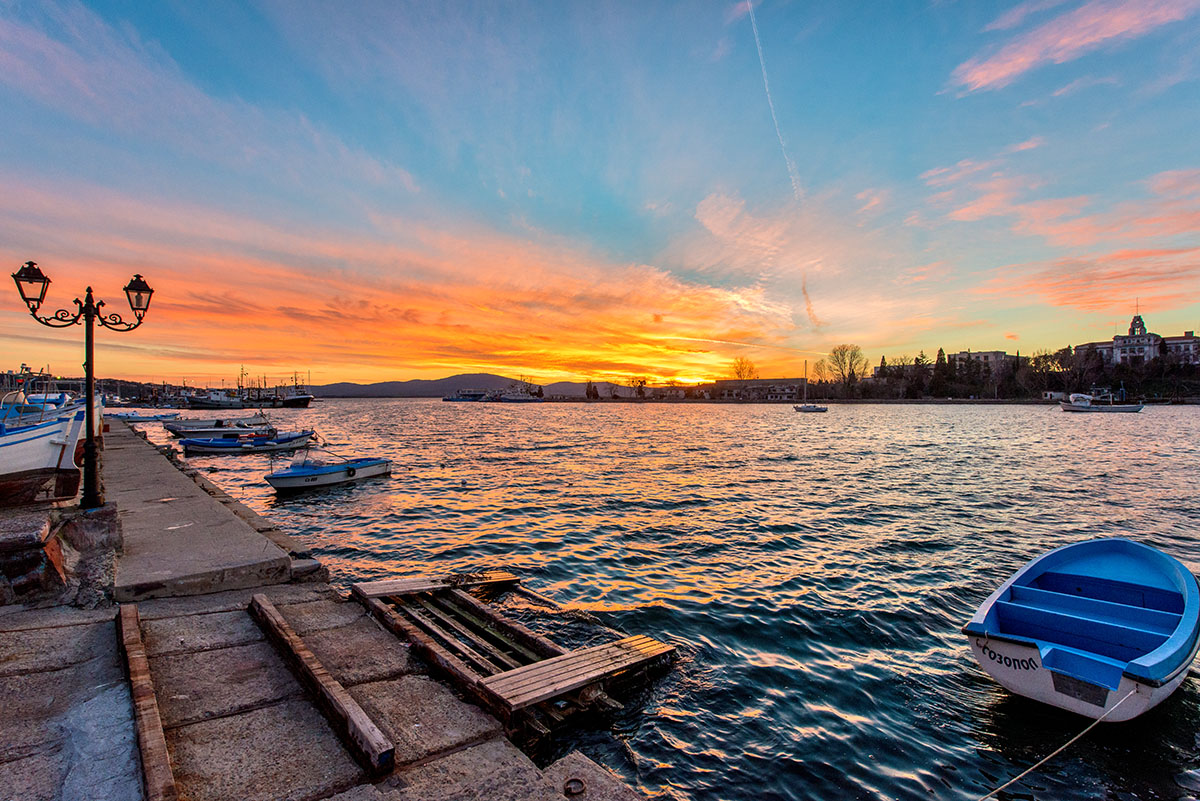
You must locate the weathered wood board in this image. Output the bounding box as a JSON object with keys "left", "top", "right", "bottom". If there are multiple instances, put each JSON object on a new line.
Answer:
{"left": 351, "top": 570, "right": 519, "bottom": 599}
{"left": 118, "top": 604, "right": 179, "bottom": 801}
{"left": 249, "top": 594, "right": 395, "bottom": 774}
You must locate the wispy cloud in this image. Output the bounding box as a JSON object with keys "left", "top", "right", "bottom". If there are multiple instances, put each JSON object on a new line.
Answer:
{"left": 0, "top": 3, "right": 418, "bottom": 197}
{"left": 745, "top": 0, "right": 804, "bottom": 202}
{"left": 980, "top": 247, "right": 1200, "bottom": 312}
{"left": 953, "top": 0, "right": 1200, "bottom": 92}
{"left": 983, "top": 0, "right": 1073, "bottom": 32}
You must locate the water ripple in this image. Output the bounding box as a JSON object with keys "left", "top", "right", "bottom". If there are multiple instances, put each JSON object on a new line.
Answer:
{"left": 141, "top": 400, "right": 1200, "bottom": 800}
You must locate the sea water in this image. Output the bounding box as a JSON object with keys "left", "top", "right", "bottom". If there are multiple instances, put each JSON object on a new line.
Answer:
{"left": 142, "top": 399, "right": 1200, "bottom": 800}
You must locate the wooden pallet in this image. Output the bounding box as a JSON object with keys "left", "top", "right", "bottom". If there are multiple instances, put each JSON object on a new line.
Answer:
{"left": 351, "top": 574, "right": 674, "bottom": 739}
{"left": 479, "top": 635, "right": 675, "bottom": 712}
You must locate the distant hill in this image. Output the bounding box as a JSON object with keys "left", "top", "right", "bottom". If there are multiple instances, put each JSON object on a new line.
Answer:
{"left": 312, "top": 373, "right": 635, "bottom": 398}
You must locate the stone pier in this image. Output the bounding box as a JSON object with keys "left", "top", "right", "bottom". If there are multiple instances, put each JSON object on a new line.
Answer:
{"left": 0, "top": 421, "right": 644, "bottom": 801}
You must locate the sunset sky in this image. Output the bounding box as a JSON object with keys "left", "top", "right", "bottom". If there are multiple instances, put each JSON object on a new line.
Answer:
{"left": 2, "top": 1, "right": 1198, "bottom": 385}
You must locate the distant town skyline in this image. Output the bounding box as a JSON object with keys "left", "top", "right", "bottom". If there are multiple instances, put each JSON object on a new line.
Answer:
{"left": 1, "top": 1, "right": 1198, "bottom": 385}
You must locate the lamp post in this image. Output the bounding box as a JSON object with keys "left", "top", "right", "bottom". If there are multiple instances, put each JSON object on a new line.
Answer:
{"left": 11, "top": 261, "right": 154, "bottom": 509}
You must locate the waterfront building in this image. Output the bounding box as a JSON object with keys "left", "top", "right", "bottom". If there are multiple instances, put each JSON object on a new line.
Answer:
{"left": 947, "top": 350, "right": 1013, "bottom": 377}
{"left": 709, "top": 378, "right": 806, "bottom": 401}
{"left": 1076, "top": 315, "right": 1199, "bottom": 365}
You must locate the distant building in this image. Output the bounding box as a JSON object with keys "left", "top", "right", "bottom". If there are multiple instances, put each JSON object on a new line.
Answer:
{"left": 947, "top": 350, "right": 1014, "bottom": 377}
{"left": 1076, "top": 315, "right": 1199, "bottom": 365}
{"left": 709, "top": 378, "right": 806, "bottom": 401}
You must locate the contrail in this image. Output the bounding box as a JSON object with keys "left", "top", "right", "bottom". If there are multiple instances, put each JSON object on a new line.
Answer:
{"left": 747, "top": 0, "right": 803, "bottom": 202}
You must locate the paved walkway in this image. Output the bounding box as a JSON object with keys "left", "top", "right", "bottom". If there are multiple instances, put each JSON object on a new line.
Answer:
{"left": 105, "top": 424, "right": 292, "bottom": 601}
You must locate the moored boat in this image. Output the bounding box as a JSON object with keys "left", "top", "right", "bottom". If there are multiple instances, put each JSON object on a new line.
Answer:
{"left": 164, "top": 414, "right": 270, "bottom": 437}
{"left": 963, "top": 538, "right": 1200, "bottom": 721}
{"left": 265, "top": 455, "right": 391, "bottom": 493}
{"left": 793, "top": 360, "right": 827, "bottom": 413}
{"left": 1060, "top": 392, "right": 1144, "bottom": 413}
{"left": 0, "top": 408, "right": 86, "bottom": 506}
{"left": 106, "top": 411, "right": 180, "bottom": 421}
{"left": 180, "top": 430, "right": 314, "bottom": 455}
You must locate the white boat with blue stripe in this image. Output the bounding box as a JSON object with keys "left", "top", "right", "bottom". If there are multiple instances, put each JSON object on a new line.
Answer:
{"left": 265, "top": 456, "right": 391, "bottom": 493}
{"left": 180, "top": 430, "right": 314, "bottom": 455}
{"left": 963, "top": 538, "right": 1200, "bottom": 721}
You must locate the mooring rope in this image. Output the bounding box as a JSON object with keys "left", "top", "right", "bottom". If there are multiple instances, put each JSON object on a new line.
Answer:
{"left": 975, "top": 686, "right": 1138, "bottom": 800}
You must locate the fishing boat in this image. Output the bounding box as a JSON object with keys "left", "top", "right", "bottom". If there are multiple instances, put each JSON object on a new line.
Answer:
{"left": 180, "top": 430, "right": 314, "bottom": 455}
{"left": 0, "top": 408, "right": 86, "bottom": 506}
{"left": 265, "top": 454, "right": 391, "bottom": 493}
{"left": 794, "top": 360, "right": 827, "bottom": 413}
{"left": 963, "top": 538, "right": 1200, "bottom": 721}
{"left": 106, "top": 411, "right": 180, "bottom": 422}
{"left": 1060, "top": 392, "right": 1144, "bottom": 413}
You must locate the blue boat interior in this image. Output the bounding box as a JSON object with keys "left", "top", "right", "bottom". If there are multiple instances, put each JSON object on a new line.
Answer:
{"left": 976, "top": 544, "right": 1194, "bottom": 691}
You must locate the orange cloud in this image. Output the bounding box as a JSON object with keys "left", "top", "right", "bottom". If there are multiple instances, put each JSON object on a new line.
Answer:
{"left": 0, "top": 173, "right": 806, "bottom": 384}
{"left": 980, "top": 246, "right": 1200, "bottom": 311}
{"left": 953, "top": 0, "right": 1200, "bottom": 92}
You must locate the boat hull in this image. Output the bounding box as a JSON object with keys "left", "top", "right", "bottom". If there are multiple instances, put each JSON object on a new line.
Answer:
{"left": 1060, "top": 402, "right": 1144, "bottom": 412}
{"left": 963, "top": 538, "right": 1200, "bottom": 721}
{"left": 0, "top": 411, "right": 85, "bottom": 507}
{"left": 266, "top": 459, "right": 391, "bottom": 492}
{"left": 966, "top": 634, "right": 1189, "bottom": 721}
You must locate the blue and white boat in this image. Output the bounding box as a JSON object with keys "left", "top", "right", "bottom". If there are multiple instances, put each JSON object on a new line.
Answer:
{"left": 0, "top": 408, "right": 86, "bottom": 506}
{"left": 964, "top": 538, "right": 1200, "bottom": 721}
{"left": 180, "top": 430, "right": 314, "bottom": 455}
{"left": 265, "top": 455, "right": 391, "bottom": 493}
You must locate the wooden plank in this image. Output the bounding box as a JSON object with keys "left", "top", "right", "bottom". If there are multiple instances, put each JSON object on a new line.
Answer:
{"left": 391, "top": 598, "right": 505, "bottom": 676}
{"left": 442, "top": 589, "right": 567, "bottom": 660}
{"left": 409, "top": 595, "right": 523, "bottom": 670}
{"left": 480, "top": 636, "right": 674, "bottom": 711}
{"left": 352, "top": 570, "right": 520, "bottom": 599}
{"left": 486, "top": 638, "right": 669, "bottom": 700}
{"left": 117, "top": 604, "right": 178, "bottom": 801}
{"left": 249, "top": 594, "right": 394, "bottom": 774}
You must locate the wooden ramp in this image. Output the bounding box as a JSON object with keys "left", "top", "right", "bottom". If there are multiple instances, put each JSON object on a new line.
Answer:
{"left": 351, "top": 573, "right": 674, "bottom": 740}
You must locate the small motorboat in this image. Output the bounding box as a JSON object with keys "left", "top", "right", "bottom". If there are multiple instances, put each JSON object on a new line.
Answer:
{"left": 265, "top": 455, "right": 391, "bottom": 493}
{"left": 180, "top": 430, "right": 314, "bottom": 455}
{"left": 1060, "top": 392, "right": 1143, "bottom": 413}
{"left": 106, "top": 411, "right": 180, "bottom": 422}
{"left": 164, "top": 414, "right": 270, "bottom": 436}
{"left": 166, "top": 422, "right": 275, "bottom": 438}
{"left": 963, "top": 538, "right": 1200, "bottom": 721}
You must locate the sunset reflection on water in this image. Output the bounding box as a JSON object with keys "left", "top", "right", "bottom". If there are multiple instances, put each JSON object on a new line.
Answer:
{"left": 143, "top": 400, "right": 1200, "bottom": 800}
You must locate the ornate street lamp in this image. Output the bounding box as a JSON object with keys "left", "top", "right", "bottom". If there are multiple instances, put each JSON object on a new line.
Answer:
{"left": 10, "top": 261, "right": 154, "bottom": 509}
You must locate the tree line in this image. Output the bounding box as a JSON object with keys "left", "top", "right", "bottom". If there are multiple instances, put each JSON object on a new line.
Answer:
{"left": 735, "top": 343, "right": 1200, "bottom": 400}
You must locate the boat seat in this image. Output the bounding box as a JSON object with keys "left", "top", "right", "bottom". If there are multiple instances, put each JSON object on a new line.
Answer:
{"left": 1041, "top": 646, "right": 1125, "bottom": 690}
{"left": 995, "top": 599, "right": 1169, "bottom": 663}
{"left": 1009, "top": 585, "right": 1181, "bottom": 634}
{"left": 1033, "top": 571, "right": 1184, "bottom": 614}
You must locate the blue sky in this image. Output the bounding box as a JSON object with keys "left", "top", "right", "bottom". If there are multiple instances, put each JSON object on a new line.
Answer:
{"left": 1, "top": 0, "right": 1198, "bottom": 382}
